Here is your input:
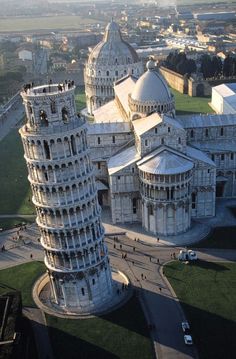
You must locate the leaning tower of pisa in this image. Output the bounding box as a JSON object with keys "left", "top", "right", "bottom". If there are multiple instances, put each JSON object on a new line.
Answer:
{"left": 19, "top": 82, "right": 113, "bottom": 313}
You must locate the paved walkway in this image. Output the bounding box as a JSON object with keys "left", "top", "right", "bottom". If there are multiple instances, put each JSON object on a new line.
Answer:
{"left": 23, "top": 307, "right": 54, "bottom": 359}
{"left": 102, "top": 198, "right": 236, "bottom": 246}
{"left": 0, "top": 103, "right": 24, "bottom": 142}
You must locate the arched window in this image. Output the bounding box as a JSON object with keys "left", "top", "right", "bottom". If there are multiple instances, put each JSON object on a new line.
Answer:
{"left": 50, "top": 101, "right": 57, "bottom": 114}
{"left": 81, "top": 288, "right": 85, "bottom": 295}
{"left": 106, "top": 71, "right": 109, "bottom": 76}
{"left": 220, "top": 127, "right": 224, "bottom": 136}
{"left": 132, "top": 198, "right": 137, "bottom": 214}
{"left": 205, "top": 128, "right": 209, "bottom": 137}
{"left": 62, "top": 107, "right": 69, "bottom": 123}
{"left": 71, "top": 135, "right": 76, "bottom": 155}
{"left": 192, "top": 193, "right": 196, "bottom": 209}
{"left": 43, "top": 141, "right": 51, "bottom": 159}
{"left": 115, "top": 70, "right": 118, "bottom": 77}
{"left": 190, "top": 129, "right": 194, "bottom": 138}
{"left": 39, "top": 110, "right": 48, "bottom": 127}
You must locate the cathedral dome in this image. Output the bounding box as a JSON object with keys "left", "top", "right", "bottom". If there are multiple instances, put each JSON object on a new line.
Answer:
{"left": 87, "top": 20, "right": 139, "bottom": 67}
{"left": 128, "top": 60, "right": 175, "bottom": 116}
{"left": 131, "top": 61, "right": 172, "bottom": 103}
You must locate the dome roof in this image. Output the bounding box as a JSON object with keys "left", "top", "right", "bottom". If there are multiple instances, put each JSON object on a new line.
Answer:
{"left": 87, "top": 20, "right": 139, "bottom": 67}
{"left": 138, "top": 150, "right": 193, "bottom": 175}
{"left": 131, "top": 62, "right": 172, "bottom": 103}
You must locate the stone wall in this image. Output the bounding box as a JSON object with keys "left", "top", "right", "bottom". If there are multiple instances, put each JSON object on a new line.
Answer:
{"left": 159, "top": 66, "right": 188, "bottom": 94}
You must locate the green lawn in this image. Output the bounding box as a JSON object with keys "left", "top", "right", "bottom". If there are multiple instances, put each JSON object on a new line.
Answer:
{"left": 171, "top": 88, "right": 214, "bottom": 116}
{"left": 0, "top": 128, "right": 35, "bottom": 215}
{"left": 75, "top": 88, "right": 86, "bottom": 111}
{"left": 0, "top": 262, "right": 45, "bottom": 307}
{"left": 0, "top": 217, "right": 35, "bottom": 231}
{"left": 194, "top": 226, "right": 236, "bottom": 249}
{"left": 47, "top": 296, "right": 152, "bottom": 359}
{"left": 0, "top": 16, "right": 104, "bottom": 32}
{"left": 165, "top": 261, "right": 236, "bottom": 359}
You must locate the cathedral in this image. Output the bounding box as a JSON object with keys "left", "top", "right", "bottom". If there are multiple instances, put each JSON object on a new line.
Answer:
{"left": 84, "top": 20, "right": 144, "bottom": 115}
{"left": 85, "top": 21, "right": 236, "bottom": 237}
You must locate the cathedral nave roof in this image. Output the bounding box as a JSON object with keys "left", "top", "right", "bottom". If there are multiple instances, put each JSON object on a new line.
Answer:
{"left": 108, "top": 145, "right": 140, "bottom": 175}
{"left": 176, "top": 113, "right": 236, "bottom": 128}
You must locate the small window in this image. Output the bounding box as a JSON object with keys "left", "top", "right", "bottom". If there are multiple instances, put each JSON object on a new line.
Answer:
{"left": 231, "top": 153, "right": 234, "bottom": 160}
{"left": 50, "top": 101, "right": 56, "bottom": 114}
{"left": 168, "top": 127, "right": 170, "bottom": 133}
{"left": 211, "top": 154, "right": 215, "bottom": 161}
{"left": 155, "top": 128, "right": 157, "bottom": 134}
{"left": 132, "top": 167, "right": 135, "bottom": 173}
{"left": 115, "top": 70, "right": 118, "bottom": 77}
{"left": 92, "top": 279, "right": 95, "bottom": 285}
{"left": 190, "top": 129, "right": 194, "bottom": 138}
{"left": 178, "top": 137, "right": 181, "bottom": 144}
{"left": 161, "top": 138, "right": 164, "bottom": 145}
{"left": 132, "top": 198, "right": 137, "bottom": 214}
{"left": 97, "top": 162, "right": 101, "bottom": 170}
{"left": 81, "top": 288, "right": 85, "bottom": 296}
{"left": 62, "top": 107, "right": 69, "bottom": 123}
{"left": 106, "top": 71, "right": 109, "bottom": 76}
{"left": 221, "top": 154, "right": 224, "bottom": 161}
{"left": 192, "top": 193, "right": 196, "bottom": 209}
{"left": 112, "top": 136, "right": 115, "bottom": 144}
{"left": 220, "top": 127, "right": 224, "bottom": 136}
{"left": 205, "top": 128, "right": 208, "bottom": 137}
{"left": 118, "top": 176, "right": 120, "bottom": 180}
{"left": 97, "top": 137, "right": 101, "bottom": 145}
{"left": 145, "top": 139, "right": 148, "bottom": 146}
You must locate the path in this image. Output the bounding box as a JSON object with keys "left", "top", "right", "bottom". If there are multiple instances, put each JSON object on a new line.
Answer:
{"left": 0, "top": 221, "right": 236, "bottom": 358}
{"left": 23, "top": 307, "right": 54, "bottom": 359}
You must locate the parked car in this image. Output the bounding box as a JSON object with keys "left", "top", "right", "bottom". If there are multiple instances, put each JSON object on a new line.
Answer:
{"left": 184, "top": 334, "right": 193, "bottom": 345}
{"left": 178, "top": 249, "right": 198, "bottom": 261}
{"left": 181, "top": 321, "right": 190, "bottom": 333}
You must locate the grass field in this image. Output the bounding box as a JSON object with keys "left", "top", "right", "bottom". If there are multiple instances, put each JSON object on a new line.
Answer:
{"left": 75, "top": 88, "right": 86, "bottom": 111}
{"left": 0, "top": 262, "right": 152, "bottom": 359}
{"left": 0, "top": 262, "right": 45, "bottom": 307}
{"left": 0, "top": 16, "right": 103, "bottom": 32}
{"left": 47, "top": 296, "right": 153, "bottom": 359}
{"left": 171, "top": 88, "right": 214, "bottom": 116}
{"left": 165, "top": 261, "right": 236, "bottom": 359}
{"left": 194, "top": 226, "right": 236, "bottom": 249}
{"left": 0, "top": 129, "right": 35, "bottom": 215}
{"left": 0, "top": 217, "right": 35, "bottom": 231}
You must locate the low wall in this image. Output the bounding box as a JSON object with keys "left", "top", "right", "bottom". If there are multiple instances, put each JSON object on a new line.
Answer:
{"left": 159, "top": 66, "right": 187, "bottom": 94}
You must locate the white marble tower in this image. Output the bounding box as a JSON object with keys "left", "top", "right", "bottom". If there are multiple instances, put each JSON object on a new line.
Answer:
{"left": 19, "top": 82, "right": 113, "bottom": 313}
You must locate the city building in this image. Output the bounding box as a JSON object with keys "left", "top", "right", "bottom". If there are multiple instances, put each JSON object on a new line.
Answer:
{"left": 19, "top": 82, "right": 113, "bottom": 313}
{"left": 87, "top": 60, "right": 236, "bottom": 236}
{"left": 211, "top": 83, "right": 236, "bottom": 114}
{"left": 84, "top": 20, "right": 144, "bottom": 115}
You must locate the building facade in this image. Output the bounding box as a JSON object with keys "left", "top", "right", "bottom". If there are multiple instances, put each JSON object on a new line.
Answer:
{"left": 87, "top": 60, "right": 236, "bottom": 236}
{"left": 84, "top": 20, "right": 144, "bottom": 115}
{"left": 19, "top": 83, "right": 113, "bottom": 313}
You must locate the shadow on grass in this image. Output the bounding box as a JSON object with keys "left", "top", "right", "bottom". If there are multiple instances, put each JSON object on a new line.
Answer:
{"left": 194, "top": 226, "right": 236, "bottom": 249}
{"left": 190, "top": 260, "right": 229, "bottom": 271}
{"left": 179, "top": 301, "right": 236, "bottom": 359}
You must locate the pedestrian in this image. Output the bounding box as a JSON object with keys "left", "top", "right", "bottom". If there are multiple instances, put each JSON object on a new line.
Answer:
{"left": 144, "top": 276, "right": 147, "bottom": 280}
{"left": 120, "top": 244, "right": 122, "bottom": 250}
{"left": 149, "top": 256, "right": 151, "bottom": 262}
{"left": 141, "top": 273, "right": 144, "bottom": 280}
{"left": 132, "top": 261, "right": 134, "bottom": 265}
{"left": 134, "top": 237, "right": 136, "bottom": 241}
{"left": 159, "top": 287, "right": 162, "bottom": 292}
{"left": 133, "top": 246, "right": 135, "bottom": 252}
{"left": 113, "top": 243, "right": 116, "bottom": 249}
{"left": 30, "top": 253, "right": 33, "bottom": 259}
{"left": 157, "top": 258, "right": 159, "bottom": 264}
{"left": 157, "top": 237, "right": 159, "bottom": 242}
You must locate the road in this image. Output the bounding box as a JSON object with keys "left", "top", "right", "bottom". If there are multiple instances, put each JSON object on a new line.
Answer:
{"left": 0, "top": 225, "right": 236, "bottom": 359}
